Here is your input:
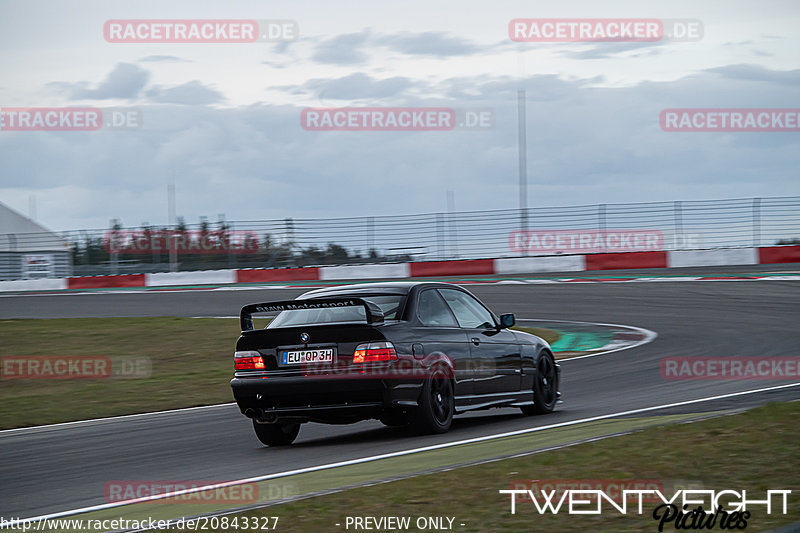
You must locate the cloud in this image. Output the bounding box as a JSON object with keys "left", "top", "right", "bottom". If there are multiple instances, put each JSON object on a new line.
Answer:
{"left": 145, "top": 81, "right": 226, "bottom": 105}
{"left": 262, "top": 59, "right": 289, "bottom": 69}
{"left": 4, "top": 66, "right": 799, "bottom": 234}
{"left": 290, "top": 73, "right": 416, "bottom": 101}
{"left": 558, "top": 41, "right": 667, "bottom": 60}
{"left": 53, "top": 63, "right": 150, "bottom": 100}
{"left": 48, "top": 64, "right": 225, "bottom": 106}
{"left": 723, "top": 40, "right": 755, "bottom": 47}
{"left": 310, "top": 30, "right": 488, "bottom": 65}
{"left": 375, "top": 32, "right": 482, "bottom": 57}
{"left": 139, "top": 55, "right": 190, "bottom": 63}
{"left": 311, "top": 31, "right": 372, "bottom": 65}
{"left": 706, "top": 63, "right": 800, "bottom": 86}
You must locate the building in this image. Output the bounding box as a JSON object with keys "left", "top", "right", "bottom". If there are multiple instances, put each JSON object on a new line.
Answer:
{"left": 0, "top": 202, "right": 72, "bottom": 280}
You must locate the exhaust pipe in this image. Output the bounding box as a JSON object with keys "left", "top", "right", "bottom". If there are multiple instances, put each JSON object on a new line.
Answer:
{"left": 253, "top": 408, "right": 278, "bottom": 424}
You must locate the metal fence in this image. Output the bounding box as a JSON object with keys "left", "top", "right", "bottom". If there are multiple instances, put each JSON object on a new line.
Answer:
{"left": 1, "top": 196, "right": 799, "bottom": 278}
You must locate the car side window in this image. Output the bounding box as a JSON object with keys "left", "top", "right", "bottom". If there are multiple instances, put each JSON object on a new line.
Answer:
{"left": 438, "top": 289, "right": 496, "bottom": 329}
{"left": 416, "top": 289, "right": 458, "bottom": 327}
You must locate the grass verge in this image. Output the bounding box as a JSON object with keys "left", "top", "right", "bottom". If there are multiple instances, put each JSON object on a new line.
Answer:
{"left": 209, "top": 401, "right": 800, "bottom": 532}
{"left": 0, "top": 317, "right": 240, "bottom": 429}
{"left": 0, "top": 319, "right": 584, "bottom": 429}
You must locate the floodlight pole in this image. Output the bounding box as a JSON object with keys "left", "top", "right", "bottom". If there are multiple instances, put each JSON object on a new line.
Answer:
{"left": 168, "top": 183, "right": 177, "bottom": 272}
{"left": 517, "top": 89, "right": 529, "bottom": 249}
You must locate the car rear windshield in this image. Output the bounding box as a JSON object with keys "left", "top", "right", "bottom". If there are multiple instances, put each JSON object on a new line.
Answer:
{"left": 266, "top": 294, "right": 404, "bottom": 328}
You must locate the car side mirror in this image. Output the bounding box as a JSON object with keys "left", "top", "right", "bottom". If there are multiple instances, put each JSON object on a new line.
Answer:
{"left": 499, "top": 313, "right": 515, "bottom": 329}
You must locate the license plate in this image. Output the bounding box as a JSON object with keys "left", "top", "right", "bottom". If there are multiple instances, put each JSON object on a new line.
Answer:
{"left": 281, "top": 348, "right": 335, "bottom": 365}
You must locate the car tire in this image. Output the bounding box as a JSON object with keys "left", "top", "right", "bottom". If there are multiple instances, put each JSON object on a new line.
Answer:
{"left": 521, "top": 350, "right": 558, "bottom": 415}
{"left": 252, "top": 420, "right": 301, "bottom": 446}
{"left": 411, "top": 366, "right": 454, "bottom": 434}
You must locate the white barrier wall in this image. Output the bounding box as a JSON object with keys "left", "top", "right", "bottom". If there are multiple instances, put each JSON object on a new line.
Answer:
{"left": 319, "top": 263, "right": 411, "bottom": 281}
{"left": 145, "top": 270, "right": 237, "bottom": 287}
{"left": 2, "top": 246, "right": 797, "bottom": 292}
{"left": 0, "top": 278, "right": 68, "bottom": 292}
{"left": 494, "top": 255, "right": 586, "bottom": 274}
{"left": 667, "top": 248, "right": 758, "bottom": 268}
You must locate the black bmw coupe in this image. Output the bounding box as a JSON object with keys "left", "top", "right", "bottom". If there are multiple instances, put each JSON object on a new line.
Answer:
{"left": 231, "top": 281, "right": 560, "bottom": 445}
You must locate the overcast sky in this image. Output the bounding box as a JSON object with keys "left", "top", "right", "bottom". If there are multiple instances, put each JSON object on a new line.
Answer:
{"left": 0, "top": 0, "right": 798, "bottom": 231}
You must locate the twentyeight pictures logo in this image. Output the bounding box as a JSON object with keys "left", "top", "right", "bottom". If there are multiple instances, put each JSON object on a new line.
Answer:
{"left": 500, "top": 487, "right": 791, "bottom": 531}
{"left": 509, "top": 479, "right": 668, "bottom": 504}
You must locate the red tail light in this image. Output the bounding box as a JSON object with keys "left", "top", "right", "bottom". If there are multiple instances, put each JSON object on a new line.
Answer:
{"left": 353, "top": 342, "right": 397, "bottom": 363}
{"left": 234, "top": 350, "right": 265, "bottom": 370}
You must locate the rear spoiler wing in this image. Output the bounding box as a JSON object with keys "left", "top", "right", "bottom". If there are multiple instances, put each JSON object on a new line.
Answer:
{"left": 240, "top": 297, "right": 385, "bottom": 331}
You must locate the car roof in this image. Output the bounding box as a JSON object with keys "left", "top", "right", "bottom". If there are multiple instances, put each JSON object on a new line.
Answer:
{"left": 297, "top": 281, "right": 460, "bottom": 299}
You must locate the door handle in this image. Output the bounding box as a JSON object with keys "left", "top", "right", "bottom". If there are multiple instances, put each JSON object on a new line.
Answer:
{"left": 471, "top": 338, "right": 480, "bottom": 346}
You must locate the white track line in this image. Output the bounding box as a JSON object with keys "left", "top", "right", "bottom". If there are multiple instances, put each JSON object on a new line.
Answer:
{"left": 0, "top": 403, "right": 236, "bottom": 436}
{"left": 6, "top": 381, "right": 800, "bottom": 529}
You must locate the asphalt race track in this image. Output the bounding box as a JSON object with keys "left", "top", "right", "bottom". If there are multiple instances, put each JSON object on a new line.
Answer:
{"left": 1, "top": 273, "right": 799, "bottom": 519}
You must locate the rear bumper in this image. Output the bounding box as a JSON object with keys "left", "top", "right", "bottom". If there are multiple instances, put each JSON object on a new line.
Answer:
{"left": 230, "top": 376, "right": 423, "bottom": 424}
